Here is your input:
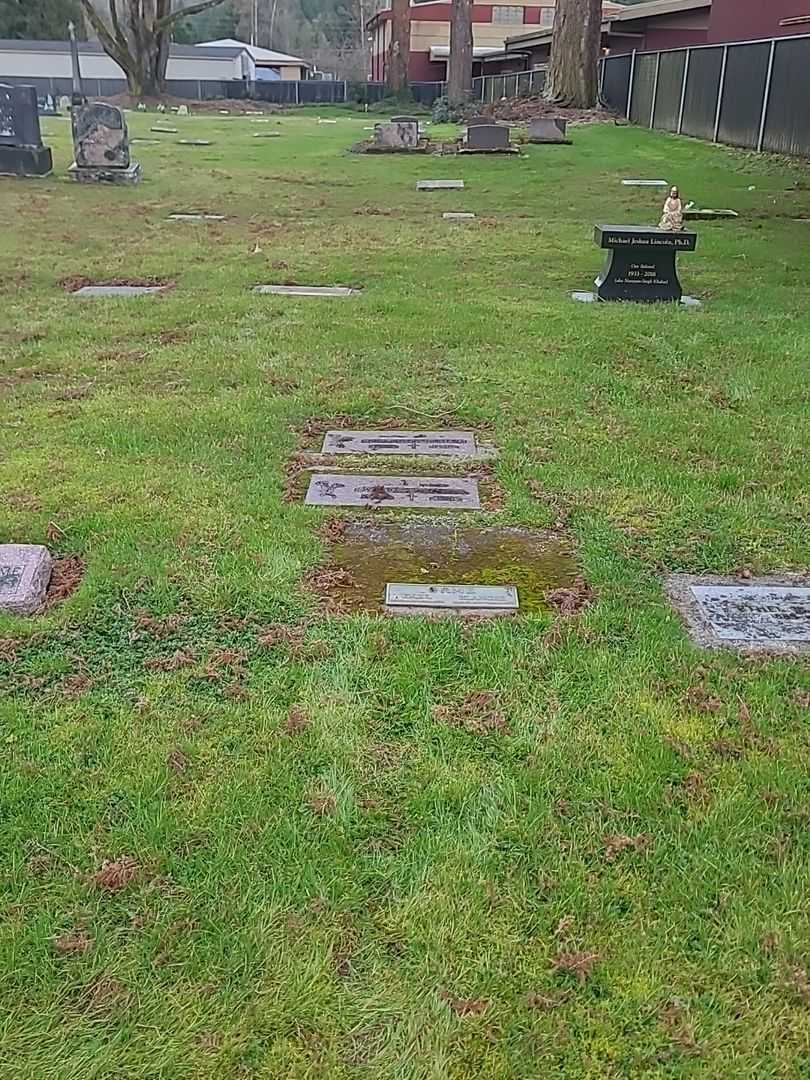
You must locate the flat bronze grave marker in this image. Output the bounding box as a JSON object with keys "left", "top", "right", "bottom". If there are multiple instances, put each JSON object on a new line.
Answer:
{"left": 386, "top": 583, "right": 518, "bottom": 610}
{"left": 305, "top": 473, "right": 480, "bottom": 509}
{"left": 321, "top": 430, "right": 476, "bottom": 456}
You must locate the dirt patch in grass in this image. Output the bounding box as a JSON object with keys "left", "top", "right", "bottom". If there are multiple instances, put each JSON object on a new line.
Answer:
{"left": 144, "top": 649, "right": 196, "bottom": 672}
{"left": 284, "top": 705, "right": 310, "bottom": 735}
{"left": 90, "top": 855, "right": 140, "bottom": 893}
{"left": 302, "top": 563, "right": 358, "bottom": 613}
{"left": 53, "top": 928, "right": 94, "bottom": 956}
{"left": 167, "top": 748, "right": 189, "bottom": 775}
{"left": 82, "top": 973, "right": 131, "bottom": 1014}
{"left": 439, "top": 990, "right": 490, "bottom": 1017}
{"left": 603, "top": 833, "right": 650, "bottom": 861}
{"left": 551, "top": 950, "right": 599, "bottom": 984}
{"left": 44, "top": 555, "right": 85, "bottom": 608}
{"left": 546, "top": 576, "right": 594, "bottom": 616}
{"left": 433, "top": 690, "right": 508, "bottom": 735}
{"left": 96, "top": 347, "right": 149, "bottom": 364}
{"left": 526, "top": 989, "right": 572, "bottom": 1010}
{"left": 307, "top": 787, "right": 338, "bottom": 816}
{"left": 132, "top": 610, "right": 185, "bottom": 640}
{"left": 60, "top": 276, "right": 175, "bottom": 293}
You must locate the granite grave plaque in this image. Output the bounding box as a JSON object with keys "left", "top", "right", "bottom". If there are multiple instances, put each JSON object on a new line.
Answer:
{"left": 0, "top": 544, "right": 52, "bottom": 615}
{"left": 305, "top": 473, "right": 480, "bottom": 509}
{"left": 0, "top": 83, "right": 53, "bottom": 177}
{"left": 527, "top": 117, "right": 570, "bottom": 144}
{"left": 321, "top": 430, "right": 476, "bottom": 456}
{"left": 385, "top": 583, "right": 518, "bottom": 610}
{"left": 591, "top": 224, "right": 697, "bottom": 303}
{"left": 466, "top": 123, "right": 510, "bottom": 151}
{"left": 72, "top": 285, "right": 167, "bottom": 297}
{"left": 666, "top": 576, "right": 810, "bottom": 653}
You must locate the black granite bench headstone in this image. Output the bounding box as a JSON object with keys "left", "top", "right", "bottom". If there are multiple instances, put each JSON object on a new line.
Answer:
{"left": 0, "top": 83, "right": 53, "bottom": 177}
{"left": 593, "top": 224, "right": 697, "bottom": 303}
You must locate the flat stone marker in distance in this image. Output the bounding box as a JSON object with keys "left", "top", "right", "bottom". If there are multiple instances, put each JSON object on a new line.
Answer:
{"left": 0, "top": 544, "right": 52, "bottom": 615}
{"left": 72, "top": 285, "right": 167, "bottom": 297}
{"left": 666, "top": 575, "right": 810, "bottom": 653}
{"left": 443, "top": 212, "right": 475, "bottom": 220}
{"left": 321, "top": 430, "right": 476, "bottom": 456}
{"left": 151, "top": 126, "right": 178, "bottom": 133}
{"left": 305, "top": 473, "right": 480, "bottom": 509}
{"left": 417, "top": 180, "right": 464, "bottom": 190}
{"left": 622, "top": 179, "right": 668, "bottom": 186}
{"left": 253, "top": 284, "right": 360, "bottom": 297}
{"left": 386, "top": 583, "right": 518, "bottom": 610}
{"left": 177, "top": 139, "right": 212, "bottom": 146}
{"left": 168, "top": 213, "right": 225, "bottom": 221}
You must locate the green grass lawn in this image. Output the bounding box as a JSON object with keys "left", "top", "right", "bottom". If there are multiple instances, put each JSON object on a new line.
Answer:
{"left": 1, "top": 107, "right": 810, "bottom": 1079}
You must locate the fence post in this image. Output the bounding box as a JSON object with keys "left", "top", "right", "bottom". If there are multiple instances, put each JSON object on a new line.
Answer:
{"left": 712, "top": 45, "right": 728, "bottom": 142}
{"left": 649, "top": 51, "right": 661, "bottom": 128}
{"left": 295, "top": 80, "right": 300, "bottom": 106}
{"left": 626, "top": 50, "right": 636, "bottom": 120}
{"left": 757, "top": 39, "right": 776, "bottom": 152}
{"left": 598, "top": 57, "right": 605, "bottom": 99}
{"left": 677, "top": 48, "right": 690, "bottom": 134}
{"left": 343, "top": 79, "right": 347, "bottom": 103}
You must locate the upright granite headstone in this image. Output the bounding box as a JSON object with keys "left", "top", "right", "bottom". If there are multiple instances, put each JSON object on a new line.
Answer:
{"left": 0, "top": 544, "right": 52, "bottom": 615}
{"left": 373, "top": 120, "right": 419, "bottom": 150}
{"left": 527, "top": 117, "right": 570, "bottom": 144}
{"left": 466, "top": 123, "right": 510, "bottom": 151}
{"left": 0, "top": 84, "right": 53, "bottom": 177}
{"left": 591, "top": 224, "right": 697, "bottom": 303}
{"left": 69, "top": 102, "right": 141, "bottom": 184}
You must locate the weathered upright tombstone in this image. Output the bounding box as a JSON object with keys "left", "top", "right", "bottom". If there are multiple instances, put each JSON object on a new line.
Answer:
{"left": 587, "top": 224, "right": 698, "bottom": 304}
{"left": 465, "top": 123, "right": 510, "bottom": 151}
{"left": 373, "top": 120, "right": 419, "bottom": 150}
{"left": 527, "top": 117, "right": 570, "bottom": 144}
{"left": 69, "top": 102, "right": 141, "bottom": 184}
{"left": 0, "top": 84, "right": 53, "bottom": 177}
{"left": 0, "top": 544, "right": 52, "bottom": 615}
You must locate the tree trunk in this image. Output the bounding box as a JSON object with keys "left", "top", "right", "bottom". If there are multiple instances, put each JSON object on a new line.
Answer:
{"left": 387, "top": 0, "right": 409, "bottom": 93}
{"left": 544, "top": 0, "right": 601, "bottom": 109}
{"left": 78, "top": 0, "right": 228, "bottom": 98}
{"left": 446, "top": 0, "right": 473, "bottom": 107}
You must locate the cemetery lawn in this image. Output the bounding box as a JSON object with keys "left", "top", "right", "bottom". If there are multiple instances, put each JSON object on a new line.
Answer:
{"left": 3, "top": 108, "right": 810, "bottom": 1079}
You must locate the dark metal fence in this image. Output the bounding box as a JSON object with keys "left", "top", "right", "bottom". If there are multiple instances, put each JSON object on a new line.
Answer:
{"left": 600, "top": 32, "right": 810, "bottom": 156}
{"left": 472, "top": 67, "right": 546, "bottom": 103}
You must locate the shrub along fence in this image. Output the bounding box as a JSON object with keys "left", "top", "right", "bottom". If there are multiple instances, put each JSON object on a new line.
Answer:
{"left": 600, "top": 32, "right": 810, "bottom": 157}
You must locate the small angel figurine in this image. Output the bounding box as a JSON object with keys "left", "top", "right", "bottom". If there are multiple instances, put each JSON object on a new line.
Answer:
{"left": 659, "top": 186, "right": 684, "bottom": 231}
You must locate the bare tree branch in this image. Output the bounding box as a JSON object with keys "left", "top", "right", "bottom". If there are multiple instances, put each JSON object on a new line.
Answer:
{"left": 77, "top": 0, "right": 132, "bottom": 70}
{"left": 155, "top": 0, "right": 229, "bottom": 31}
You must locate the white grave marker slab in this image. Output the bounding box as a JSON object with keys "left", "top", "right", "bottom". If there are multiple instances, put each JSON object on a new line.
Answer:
{"left": 305, "top": 473, "right": 480, "bottom": 509}
{"left": 443, "top": 212, "right": 475, "bottom": 220}
{"left": 386, "top": 583, "right": 518, "bottom": 610}
{"left": 621, "top": 179, "right": 668, "bottom": 186}
{"left": 168, "top": 213, "right": 225, "bottom": 221}
{"left": 321, "top": 430, "right": 476, "bottom": 456}
{"left": 253, "top": 285, "right": 360, "bottom": 297}
{"left": 72, "top": 285, "right": 167, "bottom": 297}
{"left": 417, "top": 180, "right": 465, "bottom": 190}
{"left": 0, "top": 544, "right": 52, "bottom": 616}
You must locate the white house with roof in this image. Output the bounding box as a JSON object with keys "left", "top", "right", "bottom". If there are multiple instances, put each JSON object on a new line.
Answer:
{"left": 196, "top": 39, "right": 311, "bottom": 81}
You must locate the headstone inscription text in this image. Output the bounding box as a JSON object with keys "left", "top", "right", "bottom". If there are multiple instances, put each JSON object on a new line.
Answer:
{"left": 304, "top": 473, "right": 480, "bottom": 509}
{"left": 593, "top": 224, "right": 697, "bottom": 303}
{"left": 0, "top": 83, "right": 53, "bottom": 177}
{"left": 0, "top": 544, "right": 53, "bottom": 615}
{"left": 385, "top": 583, "right": 518, "bottom": 610}
{"left": 691, "top": 585, "right": 810, "bottom": 644}
{"left": 321, "top": 430, "right": 476, "bottom": 456}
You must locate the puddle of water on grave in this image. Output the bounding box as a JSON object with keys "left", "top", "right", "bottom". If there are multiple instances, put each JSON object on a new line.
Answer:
{"left": 325, "top": 520, "right": 578, "bottom": 613}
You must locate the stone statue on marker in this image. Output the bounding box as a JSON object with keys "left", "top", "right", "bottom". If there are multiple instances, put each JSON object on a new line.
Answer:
{"left": 659, "top": 186, "right": 684, "bottom": 231}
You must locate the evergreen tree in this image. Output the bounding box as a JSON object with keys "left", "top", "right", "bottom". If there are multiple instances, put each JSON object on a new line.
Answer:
{"left": 0, "top": 0, "right": 84, "bottom": 39}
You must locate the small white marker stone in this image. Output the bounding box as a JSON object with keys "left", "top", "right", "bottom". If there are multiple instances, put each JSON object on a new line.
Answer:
{"left": 621, "top": 179, "right": 668, "bottom": 186}
{"left": 72, "top": 286, "right": 167, "bottom": 297}
{"left": 385, "top": 583, "right": 518, "bottom": 610}
{"left": 253, "top": 284, "right": 360, "bottom": 297}
{"left": 168, "top": 213, "right": 225, "bottom": 221}
{"left": 443, "top": 212, "right": 475, "bottom": 220}
{"left": 0, "top": 544, "right": 52, "bottom": 616}
{"left": 417, "top": 180, "right": 465, "bottom": 190}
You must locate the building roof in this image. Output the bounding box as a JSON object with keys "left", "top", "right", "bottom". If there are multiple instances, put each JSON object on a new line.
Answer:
{"left": 196, "top": 39, "right": 310, "bottom": 66}
{"left": 504, "top": 0, "right": 709, "bottom": 51}
{"left": 0, "top": 38, "right": 245, "bottom": 58}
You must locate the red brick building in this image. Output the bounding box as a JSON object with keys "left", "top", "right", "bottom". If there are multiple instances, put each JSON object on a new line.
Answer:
{"left": 504, "top": 0, "right": 810, "bottom": 67}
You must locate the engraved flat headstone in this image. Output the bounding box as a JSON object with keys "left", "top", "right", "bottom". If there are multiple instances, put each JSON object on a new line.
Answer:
{"left": 0, "top": 83, "right": 53, "bottom": 177}
{"left": 0, "top": 544, "right": 52, "bottom": 615}
{"left": 321, "top": 430, "right": 476, "bottom": 456}
{"left": 443, "top": 212, "right": 475, "bottom": 220}
{"left": 417, "top": 180, "right": 464, "bottom": 190}
{"left": 72, "top": 285, "right": 167, "bottom": 297}
{"left": 253, "top": 284, "right": 360, "bottom": 297}
{"left": 622, "top": 179, "right": 668, "bottom": 186}
{"left": 666, "top": 576, "right": 810, "bottom": 653}
{"left": 305, "top": 473, "right": 480, "bottom": 509}
{"left": 151, "top": 126, "right": 179, "bottom": 133}
{"left": 253, "top": 132, "right": 281, "bottom": 138}
{"left": 386, "top": 583, "right": 518, "bottom": 610}
{"left": 177, "top": 139, "right": 212, "bottom": 146}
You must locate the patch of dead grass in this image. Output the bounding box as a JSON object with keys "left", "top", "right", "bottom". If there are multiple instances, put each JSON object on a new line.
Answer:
{"left": 432, "top": 690, "right": 508, "bottom": 735}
